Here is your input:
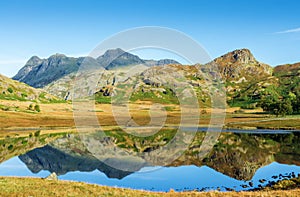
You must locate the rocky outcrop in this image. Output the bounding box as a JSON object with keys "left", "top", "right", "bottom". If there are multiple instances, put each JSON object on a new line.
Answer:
{"left": 211, "top": 49, "right": 272, "bottom": 81}
{"left": 45, "top": 172, "right": 58, "bottom": 181}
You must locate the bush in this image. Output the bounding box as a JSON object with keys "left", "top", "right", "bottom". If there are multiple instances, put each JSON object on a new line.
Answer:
{"left": 21, "top": 93, "right": 28, "bottom": 98}
{"left": 34, "top": 130, "right": 41, "bottom": 137}
{"left": 34, "top": 104, "right": 41, "bottom": 112}
{"left": 7, "top": 144, "right": 13, "bottom": 150}
{"left": 28, "top": 104, "right": 33, "bottom": 110}
{"left": 7, "top": 87, "right": 13, "bottom": 93}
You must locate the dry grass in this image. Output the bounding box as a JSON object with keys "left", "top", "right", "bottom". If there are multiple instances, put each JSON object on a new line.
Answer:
{"left": 0, "top": 177, "right": 300, "bottom": 197}
{"left": 0, "top": 100, "right": 298, "bottom": 139}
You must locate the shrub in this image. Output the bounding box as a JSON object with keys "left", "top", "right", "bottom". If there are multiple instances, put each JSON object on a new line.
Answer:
{"left": 7, "top": 87, "right": 13, "bottom": 93}
{"left": 21, "top": 93, "right": 28, "bottom": 98}
{"left": 34, "top": 104, "right": 41, "bottom": 112}
{"left": 7, "top": 144, "right": 13, "bottom": 150}
{"left": 34, "top": 130, "right": 41, "bottom": 137}
{"left": 28, "top": 104, "right": 33, "bottom": 110}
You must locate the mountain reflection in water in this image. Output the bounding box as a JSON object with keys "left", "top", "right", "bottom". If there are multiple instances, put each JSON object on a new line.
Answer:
{"left": 4, "top": 128, "right": 300, "bottom": 191}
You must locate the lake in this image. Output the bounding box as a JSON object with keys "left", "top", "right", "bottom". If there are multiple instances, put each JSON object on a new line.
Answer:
{"left": 0, "top": 128, "right": 300, "bottom": 192}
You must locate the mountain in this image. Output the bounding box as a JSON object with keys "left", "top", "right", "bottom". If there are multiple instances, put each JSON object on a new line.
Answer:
{"left": 211, "top": 49, "right": 272, "bottom": 81}
{"left": 42, "top": 48, "right": 297, "bottom": 107}
{"left": 13, "top": 54, "right": 83, "bottom": 88}
{"left": 96, "top": 48, "right": 145, "bottom": 69}
{"left": 12, "top": 48, "right": 300, "bottom": 110}
{"left": 13, "top": 48, "right": 181, "bottom": 88}
{"left": 0, "top": 73, "right": 59, "bottom": 102}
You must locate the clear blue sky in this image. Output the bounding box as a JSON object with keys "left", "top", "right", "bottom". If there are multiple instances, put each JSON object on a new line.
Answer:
{"left": 1, "top": 0, "right": 300, "bottom": 77}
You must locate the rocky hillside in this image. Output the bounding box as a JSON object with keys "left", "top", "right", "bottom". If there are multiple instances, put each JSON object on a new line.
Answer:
{"left": 43, "top": 49, "right": 278, "bottom": 107}
{"left": 212, "top": 49, "right": 272, "bottom": 81}
{"left": 13, "top": 48, "right": 300, "bottom": 109}
{"left": 13, "top": 48, "right": 180, "bottom": 88}
{"left": 0, "top": 74, "right": 60, "bottom": 102}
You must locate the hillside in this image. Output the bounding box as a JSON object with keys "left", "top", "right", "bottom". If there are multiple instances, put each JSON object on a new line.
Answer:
{"left": 12, "top": 48, "right": 300, "bottom": 113}
{"left": 274, "top": 63, "right": 300, "bottom": 94}
{"left": 0, "top": 74, "right": 60, "bottom": 103}
{"left": 42, "top": 49, "right": 275, "bottom": 104}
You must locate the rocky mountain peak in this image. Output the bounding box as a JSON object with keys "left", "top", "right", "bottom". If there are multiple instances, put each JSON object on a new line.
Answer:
{"left": 208, "top": 49, "right": 272, "bottom": 80}
{"left": 215, "top": 48, "right": 256, "bottom": 65}
{"left": 49, "top": 53, "right": 67, "bottom": 59}
{"left": 26, "top": 56, "right": 42, "bottom": 66}
{"left": 101, "top": 48, "right": 125, "bottom": 58}
{"left": 13, "top": 48, "right": 180, "bottom": 88}
{"left": 48, "top": 53, "right": 68, "bottom": 64}
{"left": 97, "top": 48, "right": 144, "bottom": 69}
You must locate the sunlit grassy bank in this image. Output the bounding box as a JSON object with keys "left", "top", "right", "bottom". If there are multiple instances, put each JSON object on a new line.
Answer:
{"left": 1, "top": 177, "right": 300, "bottom": 197}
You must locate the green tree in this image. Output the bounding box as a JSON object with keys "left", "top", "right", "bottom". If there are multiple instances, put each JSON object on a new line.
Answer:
{"left": 260, "top": 97, "right": 293, "bottom": 116}
{"left": 292, "top": 91, "right": 300, "bottom": 114}
{"left": 277, "top": 99, "right": 293, "bottom": 116}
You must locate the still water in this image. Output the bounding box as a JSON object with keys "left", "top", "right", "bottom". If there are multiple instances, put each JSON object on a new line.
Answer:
{"left": 0, "top": 129, "right": 300, "bottom": 192}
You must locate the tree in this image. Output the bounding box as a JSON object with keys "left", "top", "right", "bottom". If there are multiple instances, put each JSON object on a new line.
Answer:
{"left": 277, "top": 99, "right": 293, "bottom": 116}
{"left": 260, "top": 97, "right": 293, "bottom": 116}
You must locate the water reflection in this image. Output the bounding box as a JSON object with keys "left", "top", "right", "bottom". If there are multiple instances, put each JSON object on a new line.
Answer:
{"left": 1, "top": 128, "right": 300, "bottom": 191}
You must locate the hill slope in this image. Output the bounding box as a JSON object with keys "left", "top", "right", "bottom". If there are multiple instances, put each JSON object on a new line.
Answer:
{"left": 0, "top": 74, "right": 60, "bottom": 102}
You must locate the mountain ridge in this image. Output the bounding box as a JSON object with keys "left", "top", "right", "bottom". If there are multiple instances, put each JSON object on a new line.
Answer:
{"left": 9, "top": 48, "right": 300, "bottom": 111}
{"left": 13, "top": 48, "right": 181, "bottom": 88}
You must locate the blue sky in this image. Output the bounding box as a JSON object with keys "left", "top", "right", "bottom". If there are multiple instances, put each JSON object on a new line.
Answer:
{"left": 1, "top": 0, "right": 300, "bottom": 77}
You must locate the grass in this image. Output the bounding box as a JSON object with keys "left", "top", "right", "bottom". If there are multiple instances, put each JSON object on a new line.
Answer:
{"left": 0, "top": 99, "right": 298, "bottom": 131}
{"left": 130, "top": 88, "right": 179, "bottom": 104}
{"left": 1, "top": 177, "right": 300, "bottom": 197}
{"left": 94, "top": 92, "right": 111, "bottom": 104}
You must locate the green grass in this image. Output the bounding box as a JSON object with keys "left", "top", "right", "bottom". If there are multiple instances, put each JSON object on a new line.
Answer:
{"left": 94, "top": 93, "right": 111, "bottom": 104}
{"left": 130, "top": 88, "right": 179, "bottom": 104}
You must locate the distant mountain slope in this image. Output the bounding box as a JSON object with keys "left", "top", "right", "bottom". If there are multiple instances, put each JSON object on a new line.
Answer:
{"left": 13, "top": 48, "right": 180, "bottom": 88}
{"left": 96, "top": 48, "right": 145, "bottom": 70}
{"left": 0, "top": 74, "right": 59, "bottom": 102}
{"left": 13, "top": 54, "right": 83, "bottom": 88}
{"left": 274, "top": 63, "right": 300, "bottom": 76}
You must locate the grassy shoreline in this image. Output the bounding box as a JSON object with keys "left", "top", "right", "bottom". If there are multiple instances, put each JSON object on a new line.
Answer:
{"left": 1, "top": 176, "right": 300, "bottom": 197}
